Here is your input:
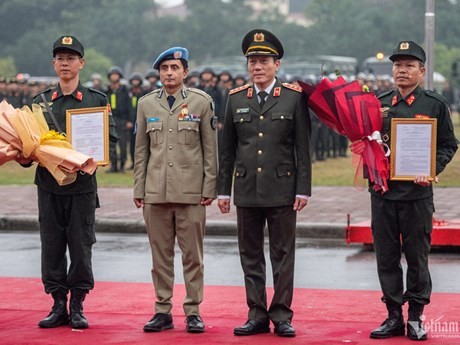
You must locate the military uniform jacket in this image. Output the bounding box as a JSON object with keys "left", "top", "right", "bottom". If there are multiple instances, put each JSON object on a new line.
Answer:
{"left": 373, "top": 86, "right": 458, "bottom": 200}
{"left": 33, "top": 82, "right": 118, "bottom": 195}
{"left": 218, "top": 79, "right": 312, "bottom": 207}
{"left": 133, "top": 86, "right": 217, "bottom": 204}
{"left": 105, "top": 84, "right": 131, "bottom": 121}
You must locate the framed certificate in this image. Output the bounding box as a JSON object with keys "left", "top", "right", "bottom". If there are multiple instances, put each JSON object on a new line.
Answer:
{"left": 66, "top": 106, "right": 109, "bottom": 165}
{"left": 390, "top": 118, "right": 437, "bottom": 181}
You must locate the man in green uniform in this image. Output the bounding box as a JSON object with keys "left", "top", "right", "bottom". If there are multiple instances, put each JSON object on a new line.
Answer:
{"left": 218, "top": 29, "right": 312, "bottom": 337}
{"left": 105, "top": 66, "right": 132, "bottom": 173}
{"left": 366, "top": 41, "right": 458, "bottom": 341}
{"left": 29, "top": 35, "right": 118, "bottom": 329}
{"left": 133, "top": 47, "right": 217, "bottom": 333}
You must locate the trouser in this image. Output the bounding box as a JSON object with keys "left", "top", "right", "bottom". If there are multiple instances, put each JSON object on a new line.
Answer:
{"left": 143, "top": 203, "right": 205, "bottom": 316}
{"left": 38, "top": 188, "right": 97, "bottom": 294}
{"left": 110, "top": 117, "right": 129, "bottom": 168}
{"left": 236, "top": 205, "right": 296, "bottom": 323}
{"left": 129, "top": 126, "right": 136, "bottom": 167}
{"left": 371, "top": 195, "right": 433, "bottom": 306}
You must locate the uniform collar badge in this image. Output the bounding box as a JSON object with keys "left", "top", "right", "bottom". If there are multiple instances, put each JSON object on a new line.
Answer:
{"left": 391, "top": 95, "right": 398, "bottom": 106}
{"left": 51, "top": 90, "right": 59, "bottom": 101}
{"left": 247, "top": 88, "right": 253, "bottom": 98}
{"left": 406, "top": 93, "right": 415, "bottom": 106}
{"left": 76, "top": 90, "right": 83, "bottom": 101}
{"left": 273, "top": 87, "right": 281, "bottom": 97}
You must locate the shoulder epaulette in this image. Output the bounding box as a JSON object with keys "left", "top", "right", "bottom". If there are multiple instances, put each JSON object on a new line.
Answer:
{"left": 282, "top": 82, "right": 302, "bottom": 93}
{"left": 88, "top": 88, "right": 107, "bottom": 98}
{"left": 377, "top": 89, "right": 393, "bottom": 100}
{"left": 32, "top": 87, "right": 52, "bottom": 101}
{"left": 187, "top": 87, "right": 212, "bottom": 100}
{"left": 229, "top": 84, "right": 251, "bottom": 95}
{"left": 424, "top": 89, "right": 448, "bottom": 104}
{"left": 138, "top": 89, "right": 160, "bottom": 102}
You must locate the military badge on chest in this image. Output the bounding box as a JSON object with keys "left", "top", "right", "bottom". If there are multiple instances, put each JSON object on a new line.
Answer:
{"left": 178, "top": 104, "right": 201, "bottom": 122}
{"left": 39, "top": 102, "right": 53, "bottom": 113}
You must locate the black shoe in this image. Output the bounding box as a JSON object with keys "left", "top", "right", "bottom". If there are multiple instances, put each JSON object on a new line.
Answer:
{"left": 106, "top": 166, "right": 118, "bottom": 173}
{"left": 370, "top": 317, "right": 405, "bottom": 338}
{"left": 38, "top": 291, "right": 69, "bottom": 328}
{"left": 274, "top": 320, "right": 296, "bottom": 337}
{"left": 143, "top": 313, "right": 174, "bottom": 332}
{"left": 233, "top": 319, "right": 270, "bottom": 336}
{"left": 407, "top": 302, "right": 428, "bottom": 340}
{"left": 370, "top": 303, "right": 405, "bottom": 339}
{"left": 186, "top": 315, "right": 205, "bottom": 333}
{"left": 70, "top": 289, "right": 88, "bottom": 329}
{"left": 407, "top": 321, "right": 428, "bottom": 341}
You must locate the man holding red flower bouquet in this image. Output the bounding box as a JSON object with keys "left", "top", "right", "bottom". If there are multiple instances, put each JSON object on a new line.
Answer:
{"left": 356, "top": 41, "right": 458, "bottom": 341}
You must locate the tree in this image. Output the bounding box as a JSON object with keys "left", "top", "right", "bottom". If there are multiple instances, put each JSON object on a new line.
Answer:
{"left": 0, "top": 57, "right": 16, "bottom": 78}
{"left": 2, "top": 0, "right": 460, "bottom": 78}
{"left": 80, "top": 48, "right": 113, "bottom": 84}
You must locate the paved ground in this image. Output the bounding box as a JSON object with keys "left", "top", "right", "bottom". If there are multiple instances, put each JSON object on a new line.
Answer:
{"left": 1, "top": 185, "right": 460, "bottom": 237}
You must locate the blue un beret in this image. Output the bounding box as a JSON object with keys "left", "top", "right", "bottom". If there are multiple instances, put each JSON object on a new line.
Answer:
{"left": 152, "top": 47, "right": 189, "bottom": 70}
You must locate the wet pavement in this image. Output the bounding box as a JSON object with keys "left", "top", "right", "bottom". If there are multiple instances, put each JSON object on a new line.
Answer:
{"left": 2, "top": 184, "right": 460, "bottom": 293}
{"left": 1, "top": 231, "right": 459, "bottom": 293}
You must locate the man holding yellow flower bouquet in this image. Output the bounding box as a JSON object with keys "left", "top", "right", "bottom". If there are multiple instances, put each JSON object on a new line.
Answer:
{"left": 22, "top": 35, "right": 118, "bottom": 329}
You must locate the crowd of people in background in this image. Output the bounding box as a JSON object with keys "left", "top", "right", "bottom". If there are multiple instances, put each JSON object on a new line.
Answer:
{"left": 1, "top": 68, "right": 454, "bottom": 169}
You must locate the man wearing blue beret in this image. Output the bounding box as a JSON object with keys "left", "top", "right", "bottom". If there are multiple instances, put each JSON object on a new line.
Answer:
{"left": 133, "top": 47, "right": 217, "bottom": 333}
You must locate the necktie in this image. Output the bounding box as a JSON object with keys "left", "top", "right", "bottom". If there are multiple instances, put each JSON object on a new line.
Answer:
{"left": 258, "top": 91, "right": 268, "bottom": 108}
{"left": 167, "top": 95, "right": 175, "bottom": 109}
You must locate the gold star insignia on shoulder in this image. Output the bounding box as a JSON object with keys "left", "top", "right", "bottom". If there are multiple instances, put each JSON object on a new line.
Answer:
{"left": 229, "top": 84, "right": 251, "bottom": 95}
{"left": 282, "top": 82, "right": 302, "bottom": 93}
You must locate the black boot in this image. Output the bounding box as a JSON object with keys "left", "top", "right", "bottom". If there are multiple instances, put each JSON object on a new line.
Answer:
{"left": 38, "top": 290, "right": 69, "bottom": 328}
{"left": 70, "top": 289, "right": 88, "bottom": 329}
{"left": 370, "top": 303, "right": 405, "bottom": 339}
{"left": 106, "top": 163, "right": 118, "bottom": 173}
{"left": 407, "top": 302, "right": 428, "bottom": 341}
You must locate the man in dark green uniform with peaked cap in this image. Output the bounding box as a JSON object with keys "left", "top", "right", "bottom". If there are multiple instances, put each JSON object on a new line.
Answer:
{"left": 218, "top": 29, "right": 312, "bottom": 337}
{"left": 360, "top": 40, "right": 458, "bottom": 341}
{"left": 25, "top": 35, "right": 118, "bottom": 330}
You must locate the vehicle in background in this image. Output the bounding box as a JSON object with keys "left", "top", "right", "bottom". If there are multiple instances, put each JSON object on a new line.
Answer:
{"left": 361, "top": 56, "right": 393, "bottom": 76}
{"left": 280, "top": 55, "right": 358, "bottom": 82}
{"left": 361, "top": 55, "right": 446, "bottom": 92}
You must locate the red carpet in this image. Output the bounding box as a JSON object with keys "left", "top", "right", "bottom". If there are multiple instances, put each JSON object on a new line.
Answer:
{"left": 0, "top": 277, "right": 459, "bottom": 344}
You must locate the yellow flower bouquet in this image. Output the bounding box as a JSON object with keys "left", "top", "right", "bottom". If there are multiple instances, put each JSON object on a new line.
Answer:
{"left": 0, "top": 100, "right": 97, "bottom": 185}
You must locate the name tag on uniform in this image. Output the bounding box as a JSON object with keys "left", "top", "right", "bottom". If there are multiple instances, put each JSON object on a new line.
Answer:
{"left": 236, "top": 108, "right": 250, "bottom": 114}
{"left": 147, "top": 117, "right": 159, "bottom": 122}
